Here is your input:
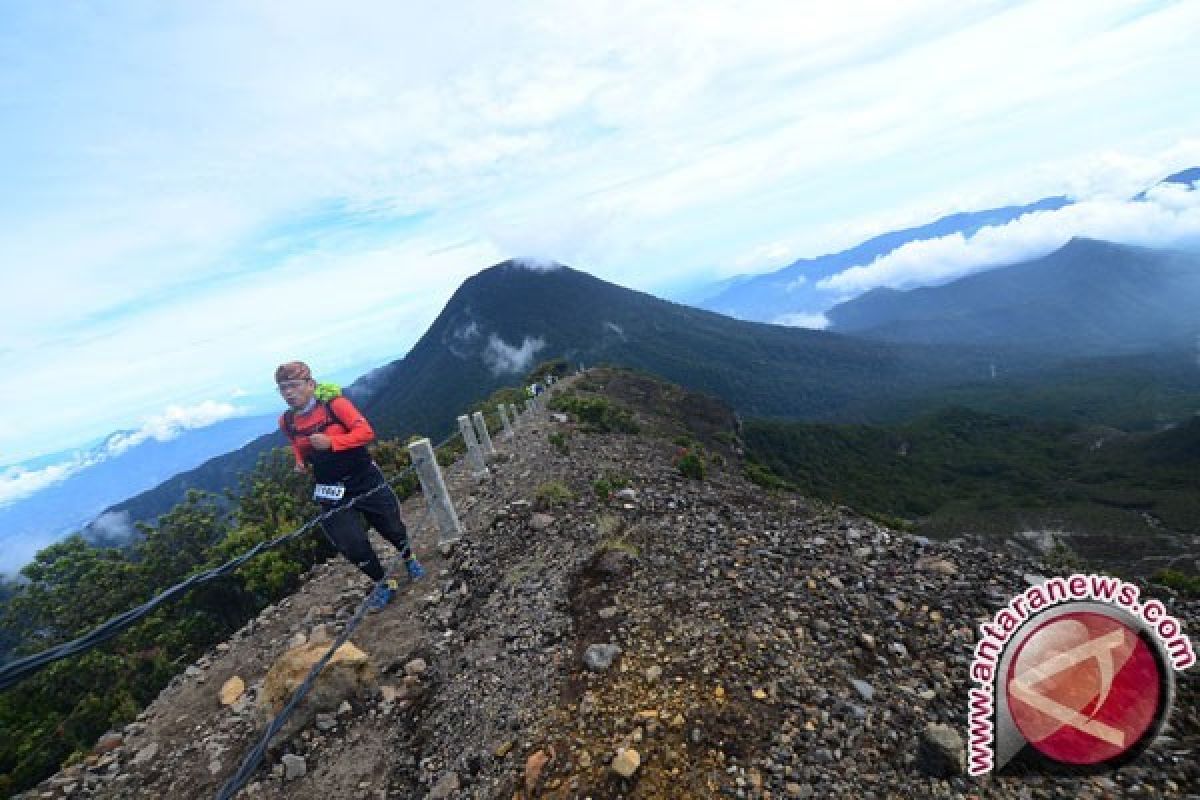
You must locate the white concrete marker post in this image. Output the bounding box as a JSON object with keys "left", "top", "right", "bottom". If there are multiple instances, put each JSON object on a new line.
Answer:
{"left": 498, "top": 404, "right": 514, "bottom": 439}
{"left": 525, "top": 398, "right": 534, "bottom": 414}
{"left": 508, "top": 403, "right": 520, "bottom": 427}
{"left": 471, "top": 411, "right": 496, "bottom": 458}
{"left": 407, "top": 437, "right": 463, "bottom": 545}
{"left": 457, "top": 415, "right": 489, "bottom": 478}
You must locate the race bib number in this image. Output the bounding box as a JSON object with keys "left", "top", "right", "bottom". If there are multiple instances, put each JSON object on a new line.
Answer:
{"left": 313, "top": 483, "right": 345, "bottom": 502}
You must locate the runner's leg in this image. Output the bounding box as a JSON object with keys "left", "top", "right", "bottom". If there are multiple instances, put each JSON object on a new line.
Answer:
{"left": 320, "top": 504, "right": 386, "bottom": 581}
{"left": 357, "top": 469, "right": 414, "bottom": 560}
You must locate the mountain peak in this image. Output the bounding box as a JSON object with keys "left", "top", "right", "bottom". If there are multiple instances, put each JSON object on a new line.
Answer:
{"left": 478, "top": 258, "right": 570, "bottom": 278}
{"left": 1057, "top": 235, "right": 1125, "bottom": 254}
{"left": 1162, "top": 166, "right": 1200, "bottom": 187}
{"left": 1132, "top": 167, "right": 1200, "bottom": 201}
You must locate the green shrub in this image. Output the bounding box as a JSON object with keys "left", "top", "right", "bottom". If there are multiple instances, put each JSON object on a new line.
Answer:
{"left": 745, "top": 461, "right": 790, "bottom": 490}
{"left": 592, "top": 471, "right": 631, "bottom": 500}
{"left": 549, "top": 391, "right": 639, "bottom": 434}
{"left": 526, "top": 358, "right": 571, "bottom": 384}
{"left": 548, "top": 431, "right": 569, "bottom": 454}
{"left": 863, "top": 510, "right": 916, "bottom": 532}
{"left": 1152, "top": 568, "right": 1200, "bottom": 596}
{"left": 534, "top": 481, "right": 575, "bottom": 509}
{"left": 675, "top": 449, "right": 706, "bottom": 481}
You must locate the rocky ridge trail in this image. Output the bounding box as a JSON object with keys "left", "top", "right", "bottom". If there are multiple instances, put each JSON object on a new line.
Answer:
{"left": 20, "top": 369, "right": 1199, "bottom": 799}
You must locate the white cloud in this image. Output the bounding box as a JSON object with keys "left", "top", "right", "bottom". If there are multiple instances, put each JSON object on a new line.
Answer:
{"left": 819, "top": 182, "right": 1200, "bottom": 294}
{"left": 511, "top": 258, "right": 563, "bottom": 272}
{"left": 481, "top": 334, "right": 546, "bottom": 376}
{"left": 2, "top": 0, "right": 1200, "bottom": 461}
{"left": 1, "top": 534, "right": 66, "bottom": 577}
{"left": 0, "top": 458, "right": 90, "bottom": 506}
{"left": 0, "top": 400, "right": 243, "bottom": 506}
{"left": 730, "top": 240, "right": 798, "bottom": 274}
{"left": 773, "top": 312, "right": 830, "bottom": 330}
{"left": 86, "top": 510, "right": 136, "bottom": 544}
{"left": 105, "top": 401, "right": 242, "bottom": 457}
{"left": 452, "top": 321, "right": 481, "bottom": 341}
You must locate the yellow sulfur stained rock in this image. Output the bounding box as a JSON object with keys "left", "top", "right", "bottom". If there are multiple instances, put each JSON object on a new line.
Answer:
{"left": 612, "top": 748, "right": 641, "bottom": 778}
{"left": 261, "top": 641, "right": 373, "bottom": 717}
{"left": 219, "top": 676, "right": 245, "bottom": 706}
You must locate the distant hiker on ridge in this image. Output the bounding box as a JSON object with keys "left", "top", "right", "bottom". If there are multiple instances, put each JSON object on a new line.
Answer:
{"left": 275, "top": 360, "right": 424, "bottom": 610}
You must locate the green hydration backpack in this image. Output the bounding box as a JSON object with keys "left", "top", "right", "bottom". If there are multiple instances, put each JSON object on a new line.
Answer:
{"left": 284, "top": 383, "right": 345, "bottom": 437}
{"left": 314, "top": 382, "right": 342, "bottom": 403}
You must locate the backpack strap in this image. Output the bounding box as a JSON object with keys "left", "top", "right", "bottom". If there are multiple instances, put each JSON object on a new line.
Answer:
{"left": 323, "top": 399, "right": 345, "bottom": 430}
{"left": 283, "top": 401, "right": 343, "bottom": 439}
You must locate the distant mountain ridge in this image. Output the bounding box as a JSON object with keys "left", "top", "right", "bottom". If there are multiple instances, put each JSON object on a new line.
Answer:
{"left": 0, "top": 413, "right": 275, "bottom": 572}
{"left": 1134, "top": 166, "right": 1200, "bottom": 200}
{"left": 825, "top": 238, "right": 1200, "bottom": 356}
{"left": 100, "top": 262, "right": 1001, "bottom": 533}
{"left": 691, "top": 165, "right": 1200, "bottom": 325}
{"left": 692, "top": 195, "right": 1071, "bottom": 322}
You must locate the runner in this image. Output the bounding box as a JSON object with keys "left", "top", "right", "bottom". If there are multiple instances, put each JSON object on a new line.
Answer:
{"left": 275, "top": 361, "right": 424, "bottom": 610}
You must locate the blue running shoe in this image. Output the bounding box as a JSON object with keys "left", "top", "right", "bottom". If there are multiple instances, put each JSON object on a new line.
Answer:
{"left": 367, "top": 580, "right": 397, "bottom": 612}
{"left": 405, "top": 558, "right": 426, "bottom": 581}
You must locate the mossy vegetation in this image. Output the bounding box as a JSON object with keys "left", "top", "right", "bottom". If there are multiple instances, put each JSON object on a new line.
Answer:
{"left": 548, "top": 390, "right": 640, "bottom": 434}
{"left": 1152, "top": 568, "right": 1200, "bottom": 596}
{"left": 592, "top": 471, "right": 631, "bottom": 501}
{"left": 674, "top": 448, "right": 706, "bottom": 481}
{"left": 534, "top": 481, "right": 575, "bottom": 510}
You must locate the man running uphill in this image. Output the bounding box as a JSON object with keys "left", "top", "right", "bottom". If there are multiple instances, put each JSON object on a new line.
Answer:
{"left": 276, "top": 361, "right": 424, "bottom": 611}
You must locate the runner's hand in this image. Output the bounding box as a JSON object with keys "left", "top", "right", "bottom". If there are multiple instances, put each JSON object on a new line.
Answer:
{"left": 309, "top": 433, "right": 332, "bottom": 451}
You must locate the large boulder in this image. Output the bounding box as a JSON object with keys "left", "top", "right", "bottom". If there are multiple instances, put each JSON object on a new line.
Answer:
{"left": 260, "top": 641, "right": 376, "bottom": 742}
{"left": 916, "top": 723, "right": 965, "bottom": 777}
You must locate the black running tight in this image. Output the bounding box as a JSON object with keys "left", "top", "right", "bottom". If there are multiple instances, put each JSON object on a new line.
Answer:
{"left": 318, "top": 467, "right": 413, "bottom": 582}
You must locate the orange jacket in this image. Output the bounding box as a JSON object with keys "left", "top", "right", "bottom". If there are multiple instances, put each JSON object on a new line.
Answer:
{"left": 279, "top": 396, "right": 375, "bottom": 470}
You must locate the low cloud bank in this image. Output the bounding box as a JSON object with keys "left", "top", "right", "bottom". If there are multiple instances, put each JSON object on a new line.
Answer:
{"left": 511, "top": 257, "right": 563, "bottom": 272}
{"left": 0, "top": 459, "right": 86, "bottom": 507}
{"left": 482, "top": 334, "right": 546, "bottom": 375}
{"left": 773, "top": 312, "right": 830, "bottom": 330}
{"left": 105, "top": 401, "right": 240, "bottom": 457}
{"left": 1, "top": 535, "right": 58, "bottom": 576}
{"left": 0, "top": 400, "right": 241, "bottom": 507}
{"left": 85, "top": 510, "right": 137, "bottom": 546}
{"left": 818, "top": 181, "right": 1200, "bottom": 294}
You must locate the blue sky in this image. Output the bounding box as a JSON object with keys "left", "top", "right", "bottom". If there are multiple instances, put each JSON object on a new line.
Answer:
{"left": 2, "top": 0, "right": 1200, "bottom": 480}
